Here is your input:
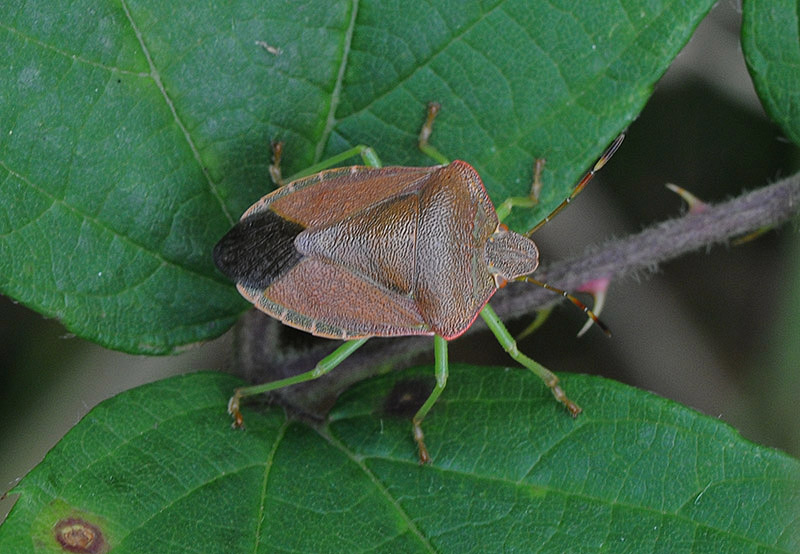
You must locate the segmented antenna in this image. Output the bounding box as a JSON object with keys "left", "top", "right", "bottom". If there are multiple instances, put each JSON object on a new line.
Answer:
{"left": 516, "top": 275, "right": 612, "bottom": 337}
{"left": 526, "top": 133, "right": 625, "bottom": 237}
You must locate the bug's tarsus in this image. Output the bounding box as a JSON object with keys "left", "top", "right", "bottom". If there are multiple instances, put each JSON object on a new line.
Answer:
{"left": 228, "top": 392, "right": 245, "bottom": 429}
{"left": 269, "top": 140, "right": 285, "bottom": 186}
{"left": 518, "top": 276, "right": 612, "bottom": 337}
{"left": 525, "top": 132, "right": 626, "bottom": 237}
{"left": 530, "top": 157, "right": 545, "bottom": 203}
{"left": 550, "top": 383, "right": 582, "bottom": 417}
{"left": 412, "top": 422, "right": 431, "bottom": 464}
{"left": 255, "top": 40, "right": 282, "bottom": 56}
{"left": 417, "top": 101, "right": 451, "bottom": 166}
{"left": 418, "top": 101, "right": 439, "bottom": 147}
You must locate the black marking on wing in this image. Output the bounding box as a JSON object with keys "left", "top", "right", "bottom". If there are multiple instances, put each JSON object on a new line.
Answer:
{"left": 213, "top": 209, "right": 305, "bottom": 289}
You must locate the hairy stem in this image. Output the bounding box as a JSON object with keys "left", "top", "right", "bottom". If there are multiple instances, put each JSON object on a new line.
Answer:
{"left": 234, "top": 173, "right": 800, "bottom": 417}
{"left": 494, "top": 170, "right": 800, "bottom": 319}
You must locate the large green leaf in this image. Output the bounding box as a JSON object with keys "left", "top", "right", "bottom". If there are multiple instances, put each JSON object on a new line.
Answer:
{"left": 742, "top": 0, "right": 800, "bottom": 146}
{"left": 1, "top": 370, "right": 798, "bottom": 552}
{"left": 0, "top": 0, "right": 715, "bottom": 353}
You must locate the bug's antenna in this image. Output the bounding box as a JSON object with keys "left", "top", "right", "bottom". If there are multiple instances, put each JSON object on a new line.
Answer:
{"left": 516, "top": 275, "right": 611, "bottom": 336}
{"left": 526, "top": 133, "right": 625, "bottom": 237}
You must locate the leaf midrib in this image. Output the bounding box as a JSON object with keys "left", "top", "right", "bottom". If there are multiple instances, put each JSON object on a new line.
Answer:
{"left": 119, "top": 0, "right": 234, "bottom": 226}
{"left": 315, "top": 0, "right": 362, "bottom": 163}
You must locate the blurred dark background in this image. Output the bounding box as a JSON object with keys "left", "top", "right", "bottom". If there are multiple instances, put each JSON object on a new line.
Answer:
{"left": 3, "top": 2, "right": 799, "bottom": 522}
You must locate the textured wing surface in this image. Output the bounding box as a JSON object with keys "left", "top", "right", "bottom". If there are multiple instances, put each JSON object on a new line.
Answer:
{"left": 239, "top": 258, "right": 429, "bottom": 339}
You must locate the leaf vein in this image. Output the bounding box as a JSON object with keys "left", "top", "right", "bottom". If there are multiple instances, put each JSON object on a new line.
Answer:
{"left": 0, "top": 160, "right": 227, "bottom": 286}
{"left": 316, "top": 0, "right": 361, "bottom": 162}
{"left": 118, "top": 0, "right": 234, "bottom": 225}
{"left": 0, "top": 21, "right": 149, "bottom": 76}
{"left": 323, "top": 429, "right": 440, "bottom": 553}
{"left": 252, "top": 420, "right": 289, "bottom": 553}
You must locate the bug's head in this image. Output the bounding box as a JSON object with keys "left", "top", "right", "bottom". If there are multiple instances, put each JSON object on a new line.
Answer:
{"left": 484, "top": 228, "right": 540, "bottom": 287}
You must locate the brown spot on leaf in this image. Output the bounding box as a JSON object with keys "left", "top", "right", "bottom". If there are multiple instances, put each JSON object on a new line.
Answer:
{"left": 383, "top": 378, "right": 434, "bottom": 418}
{"left": 54, "top": 518, "right": 106, "bottom": 553}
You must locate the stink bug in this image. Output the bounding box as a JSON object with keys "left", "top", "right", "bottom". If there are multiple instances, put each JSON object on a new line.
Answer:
{"left": 214, "top": 103, "right": 624, "bottom": 463}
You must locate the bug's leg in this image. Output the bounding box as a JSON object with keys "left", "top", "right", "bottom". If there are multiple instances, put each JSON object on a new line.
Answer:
{"left": 480, "top": 304, "right": 582, "bottom": 416}
{"left": 495, "top": 158, "right": 545, "bottom": 222}
{"left": 228, "top": 338, "right": 369, "bottom": 428}
{"left": 411, "top": 335, "right": 449, "bottom": 464}
{"left": 496, "top": 134, "right": 626, "bottom": 226}
{"left": 288, "top": 145, "right": 382, "bottom": 181}
{"left": 269, "top": 142, "right": 383, "bottom": 187}
{"left": 269, "top": 141, "right": 286, "bottom": 186}
{"left": 417, "top": 102, "right": 451, "bottom": 166}
{"left": 515, "top": 305, "right": 554, "bottom": 341}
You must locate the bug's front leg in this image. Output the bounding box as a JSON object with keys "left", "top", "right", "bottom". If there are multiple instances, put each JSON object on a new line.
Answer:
{"left": 495, "top": 158, "right": 544, "bottom": 222}
{"left": 480, "top": 304, "right": 582, "bottom": 416}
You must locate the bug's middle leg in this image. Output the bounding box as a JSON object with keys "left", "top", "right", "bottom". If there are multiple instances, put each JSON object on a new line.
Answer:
{"left": 411, "top": 335, "right": 449, "bottom": 464}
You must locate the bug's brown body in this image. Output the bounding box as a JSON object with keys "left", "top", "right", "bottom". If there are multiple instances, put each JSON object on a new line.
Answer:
{"left": 213, "top": 161, "right": 539, "bottom": 341}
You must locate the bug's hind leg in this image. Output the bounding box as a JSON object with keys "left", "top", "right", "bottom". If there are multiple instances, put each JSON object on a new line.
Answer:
{"left": 269, "top": 140, "right": 286, "bottom": 186}
{"left": 228, "top": 338, "right": 369, "bottom": 428}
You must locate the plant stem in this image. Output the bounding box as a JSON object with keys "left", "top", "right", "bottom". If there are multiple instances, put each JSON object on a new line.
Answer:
{"left": 493, "top": 170, "right": 800, "bottom": 320}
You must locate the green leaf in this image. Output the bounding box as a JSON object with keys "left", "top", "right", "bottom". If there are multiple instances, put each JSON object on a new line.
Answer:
{"left": 2, "top": 370, "right": 798, "bottom": 553}
{"left": 742, "top": 0, "right": 800, "bottom": 146}
{"left": 0, "top": 0, "right": 715, "bottom": 353}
